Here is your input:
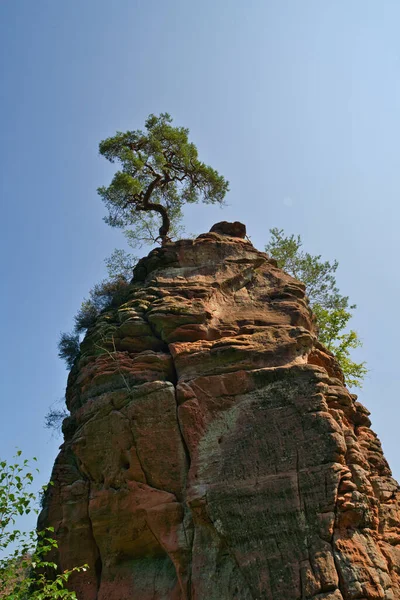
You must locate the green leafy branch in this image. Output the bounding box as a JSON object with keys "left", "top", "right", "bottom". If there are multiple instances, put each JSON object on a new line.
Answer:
{"left": 0, "top": 452, "right": 88, "bottom": 599}
{"left": 266, "top": 228, "right": 367, "bottom": 388}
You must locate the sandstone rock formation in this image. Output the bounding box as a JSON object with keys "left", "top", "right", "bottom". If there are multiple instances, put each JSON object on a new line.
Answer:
{"left": 40, "top": 224, "right": 400, "bottom": 599}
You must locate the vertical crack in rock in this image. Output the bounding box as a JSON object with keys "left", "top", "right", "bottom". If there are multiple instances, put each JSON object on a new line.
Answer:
{"left": 141, "top": 307, "right": 192, "bottom": 471}
{"left": 330, "top": 472, "right": 345, "bottom": 600}
{"left": 40, "top": 226, "right": 400, "bottom": 599}
{"left": 171, "top": 362, "right": 192, "bottom": 471}
{"left": 87, "top": 480, "right": 103, "bottom": 593}
{"left": 140, "top": 308, "right": 193, "bottom": 598}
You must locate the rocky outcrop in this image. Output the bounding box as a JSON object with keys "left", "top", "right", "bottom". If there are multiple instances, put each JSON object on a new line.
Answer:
{"left": 40, "top": 224, "right": 400, "bottom": 599}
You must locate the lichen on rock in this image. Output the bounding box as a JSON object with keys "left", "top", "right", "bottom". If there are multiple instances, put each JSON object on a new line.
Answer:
{"left": 40, "top": 223, "right": 400, "bottom": 599}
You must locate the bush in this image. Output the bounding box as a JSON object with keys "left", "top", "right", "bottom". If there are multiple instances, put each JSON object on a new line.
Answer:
{"left": 0, "top": 451, "right": 88, "bottom": 598}
{"left": 74, "top": 277, "right": 130, "bottom": 334}
{"left": 90, "top": 277, "right": 130, "bottom": 309}
{"left": 58, "top": 278, "right": 131, "bottom": 368}
{"left": 44, "top": 408, "right": 68, "bottom": 433}
{"left": 74, "top": 300, "right": 98, "bottom": 333}
{"left": 105, "top": 248, "right": 137, "bottom": 281}
{"left": 58, "top": 332, "right": 80, "bottom": 369}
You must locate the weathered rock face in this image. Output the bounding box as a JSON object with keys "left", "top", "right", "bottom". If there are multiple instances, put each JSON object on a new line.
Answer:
{"left": 40, "top": 225, "right": 400, "bottom": 599}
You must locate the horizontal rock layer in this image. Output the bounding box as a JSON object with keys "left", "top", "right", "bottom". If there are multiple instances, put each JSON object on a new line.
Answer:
{"left": 40, "top": 229, "right": 400, "bottom": 599}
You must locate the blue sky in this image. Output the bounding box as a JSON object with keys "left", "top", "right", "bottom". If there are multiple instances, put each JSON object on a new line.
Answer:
{"left": 1, "top": 0, "right": 400, "bottom": 527}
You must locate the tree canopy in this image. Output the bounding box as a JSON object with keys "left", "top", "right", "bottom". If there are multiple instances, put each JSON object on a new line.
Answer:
{"left": 265, "top": 228, "right": 367, "bottom": 388}
{"left": 98, "top": 113, "right": 229, "bottom": 246}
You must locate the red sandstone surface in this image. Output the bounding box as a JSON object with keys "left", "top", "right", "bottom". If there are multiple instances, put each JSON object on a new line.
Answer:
{"left": 40, "top": 225, "right": 400, "bottom": 599}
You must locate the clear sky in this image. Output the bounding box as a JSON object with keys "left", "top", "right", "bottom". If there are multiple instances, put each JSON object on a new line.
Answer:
{"left": 1, "top": 0, "right": 400, "bottom": 529}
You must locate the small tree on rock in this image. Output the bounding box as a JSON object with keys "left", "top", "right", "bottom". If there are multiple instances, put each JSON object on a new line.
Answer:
{"left": 58, "top": 332, "right": 80, "bottom": 369}
{"left": 97, "top": 113, "right": 229, "bottom": 246}
{"left": 266, "top": 228, "right": 367, "bottom": 388}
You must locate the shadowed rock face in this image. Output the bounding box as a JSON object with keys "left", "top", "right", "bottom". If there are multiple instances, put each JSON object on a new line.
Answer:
{"left": 40, "top": 225, "right": 400, "bottom": 600}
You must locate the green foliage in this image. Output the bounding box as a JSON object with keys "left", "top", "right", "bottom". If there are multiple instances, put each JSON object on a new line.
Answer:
{"left": 74, "top": 300, "right": 98, "bottom": 333}
{"left": 74, "top": 277, "right": 130, "bottom": 334}
{"left": 313, "top": 304, "right": 368, "bottom": 388}
{"left": 123, "top": 213, "right": 186, "bottom": 248}
{"left": 98, "top": 113, "right": 229, "bottom": 245}
{"left": 90, "top": 278, "right": 130, "bottom": 310}
{"left": 58, "top": 278, "right": 130, "bottom": 369}
{"left": 265, "top": 229, "right": 342, "bottom": 309}
{"left": 104, "top": 249, "right": 137, "bottom": 281}
{"left": 59, "top": 112, "right": 228, "bottom": 367}
{"left": 0, "top": 452, "right": 87, "bottom": 598}
{"left": 57, "top": 333, "right": 80, "bottom": 369}
{"left": 265, "top": 228, "right": 367, "bottom": 388}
